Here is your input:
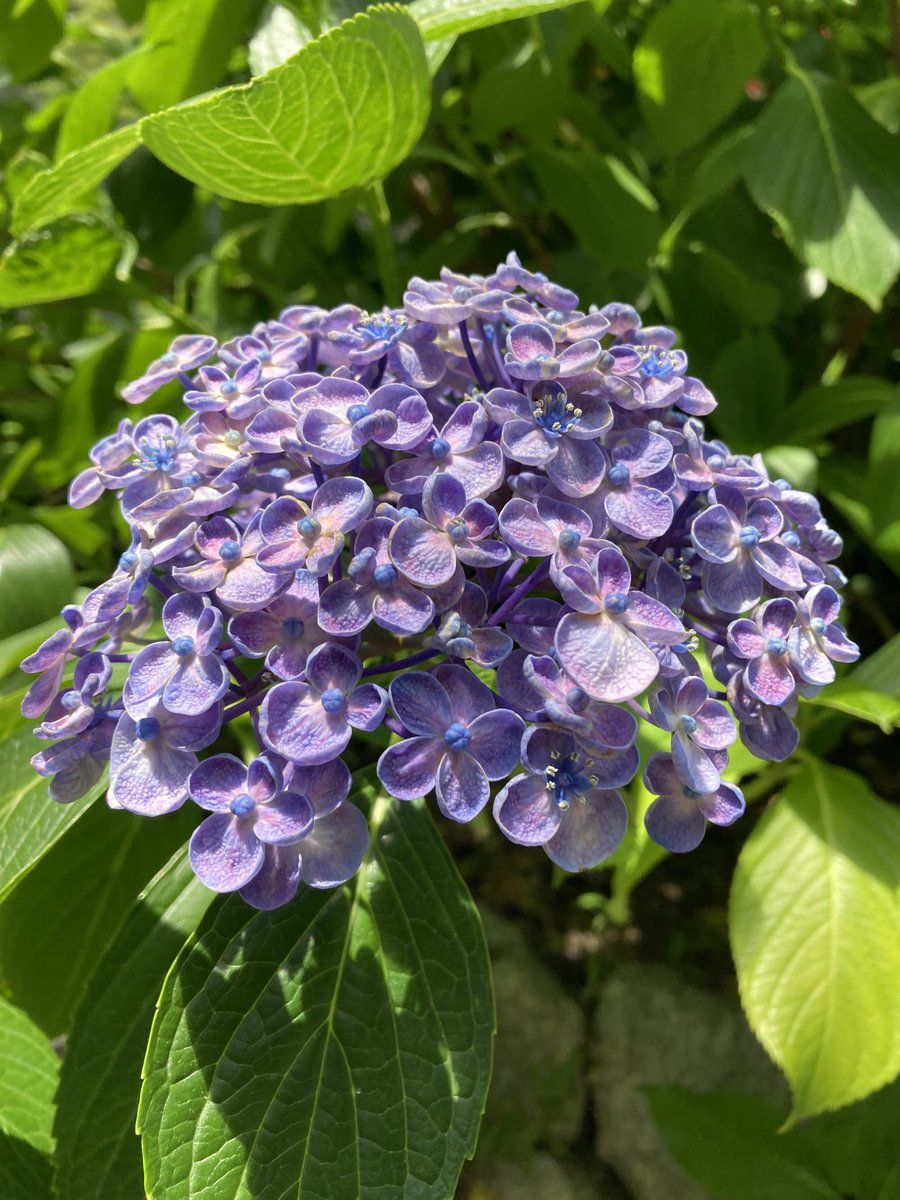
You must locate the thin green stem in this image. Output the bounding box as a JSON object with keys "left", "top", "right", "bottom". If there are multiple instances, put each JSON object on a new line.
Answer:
{"left": 362, "top": 181, "right": 401, "bottom": 304}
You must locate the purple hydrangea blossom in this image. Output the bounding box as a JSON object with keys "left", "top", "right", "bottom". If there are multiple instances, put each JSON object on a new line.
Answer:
{"left": 20, "top": 253, "right": 859, "bottom": 909}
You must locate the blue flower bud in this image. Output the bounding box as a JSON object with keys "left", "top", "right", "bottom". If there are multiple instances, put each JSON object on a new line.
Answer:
{"left": 443, "top": 722, "right": 471, "bottom": 752}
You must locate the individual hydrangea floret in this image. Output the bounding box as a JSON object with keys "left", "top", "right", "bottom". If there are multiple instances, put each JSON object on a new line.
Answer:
{"left": 19, "top": 253, "right": 859, "bottom": 909}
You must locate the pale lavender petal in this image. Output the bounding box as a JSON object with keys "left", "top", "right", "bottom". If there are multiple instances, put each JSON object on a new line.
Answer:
{"left": 645, "top": 794, "right": 706, "bottom": 853}
{"left": 698, "top": 782, "right": 745, "bottom": 827}
{"left": 605, "top": 484, "right": 673, "bottom": 539}
{"left": 260, "top": 684, "right": 350, "bottom": 765}
{"left": 287, "top": 758, "right": 352, "bottom": 816}
{"left": 493, "top": 774, "right": 561, "bottom": 846}
{"left": 788, "top": 629, "right": 835, "bottom": 685}
{"left": 703, "top": 557, "right": 761, "bottom": 614}
{"left": 389, "top": 672, "right": 452, "bottom": 735}
{"left": 545, "top": 437, "right": 606, "bottom": 498}
{"left": 189, "top": 753, "right": 247, "bottom": 811}
{"left": 747, "top": 654, "right": 796, "bottom": 706}
{"left": 672, "top": 734, "right": 721, "bottom": 793}
{"left": 377, "top": 736, "right": 442, "bottom": 800}
{"left": 751, "top": 542, "right": 804, "bottom": 591}
{"left": 435, "top": 751, "right": 489, "bottom": 822}
{"left": 305, "top": 642, "right": 361, "bottom": 694}
{"left": 254, "top": 793, "right": 315, "bottom": 844}
{"left": 389, "top": 519, "right": 456, "bottom": 587}
{"left": 189, "top": 814, "right": 265, "bottom": 891}
{"left": 239, "top": 845, "right": 301, "bottom": 910}
{"left": 498, "top": 499, "right": 557, "bottom": 556}
{"left": 372, "top": 584, "right": 434, "bottom": 635}
{"left": 691, "top": 505, "right": 737, "bottom": 563}
{"left": 693, "top": 699, "right": 737, "bottom": 748}
{"left": 467, "top": 709, "right": 525, "bottom": 780}
{"left": 346, "top": 683, "right": 387, "bottom": 731}
{"left": 622, "top": 592, "right": 685, "bottom": 644}
{"left": 545, "top": 788, "right": 627, "bottom": 870}
{"left": 163, "top": 655, "right": 230, "bottom": 715}
{"left": 556, "top": 613, "right": 661, "bottom": 703}
{"left": 727, "top": 619, "right": 766, "bottom": 660}
{"left": 432, "top": 663, "right": 494, "bottom": 725}
{"left": 298, "top": 801, "right": 369, "bottom": 887}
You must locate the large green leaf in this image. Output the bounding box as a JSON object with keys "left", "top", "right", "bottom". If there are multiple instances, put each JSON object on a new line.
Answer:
{"left": 531, "top": 148, "right": 661, "bottom": 273}
{"left": 804, "top": 1079, "right": 900, "bottom": 1200}
{"left": 57, "top": 46, "right": 159, "bottom": 157}
{"left": 0, "top": 525, "right": 74, "bottom": 640}
{"left": 0, "top": 732, "right": 104, "bottom": 904}
{"left": 807, "top": 680, "right": 900, "bottom": 735}
{"left": 730, "top": 760, "right": 900, "bottom": 1122}
{"left": 0, "top": 0, "right": 65, "bottom": 82}
{"left": 0, "top": 996, "right": 58, "bottom": 1200}
{"left": 140, "top": 6, "right": 430, "bottom": 206}
{"left": 0, "top": 215, "right": 123, "bottom": 307}
{"left": 407, "top": 0, "right": 579, "bottom": 39}
{"left": 12, "top": 126, "right": 141, "bottom": 236}
{"left": 646, "top": 1087, "right": 840, "bottom": 1200}
{"left": 708, "top": 330, "right": 788, "bottom": 451}
{"left": 775, "top": 377, "right": 897, "bottom": 444}
{"left": 743, "top": 70, "right": 900, "bottom": 310}
{"left": 633, "top": 0, "right": 766, "bottom": 156}
{"left": 0, "top": 800, "right": 196, "bottom": 1035}
{"left": 851, "top": 635, "right": 900, "bottom": 695}
{"left": 139, "top": 784, "right": 494, "bottom": 1200}
{"left": 53, "top": 854, "right": 214, "bottom": 1200}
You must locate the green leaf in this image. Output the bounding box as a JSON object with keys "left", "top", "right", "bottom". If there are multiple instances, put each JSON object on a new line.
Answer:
{"left": 730, "top": 760, "right": 900, "bottom": 1122}
{"left": 646, "top": 1087, "right": 841, "bottom": 1200}
{"left": 248, "top": 4, "right": 309, "bottom": 75}
{"left": 851, "top": 635, "right": 900, "bottom": 696}
{"left": 53, "top": 854, "right": 214, "bottom": 1200}
{"left": 709, "top": 331, "right": 788, "bottom": 450}
{"left": 857, "top": 78, "right": 900, "bottom": 135}
{"left": 57, "top": 45, "right": 160, "bottom": 157}
{"left": 128, "top": 0, "right": 252, "bottom": 112}
{"left": 0, "top": 616, "right": 65, "bottom": 681}
{"left": 407, "top": 0, "right": 579, "bottom": 40}
{"left": 0, "top": 525, "right": 74, "bottom": 640}
{"left": 776, "top": 378, "right": 897, "bottom": 444}
{"left": 805, "top": 1079, "right": 900, "bottom": 1200}
{"left": 530, "top": 148, "right": 661, "bottom": 273}
{"left": 0, "top": 996, "right": 59, "bottom": 1155}
{"left": 139, "top": 783, "right": 494, "bottom": 1200}
{"left": 0, "top": 215, "right": 123, "bottom": 307}
{"left": 140, "top": 7, "right": 431, "bottom": 206}
{"left": 807, "top": 681, "right": 900, "bottom": 734}
{"left": 0, "top": 800, "right": 196, "bottom": 1035}
{"left": 0, "top": 1130, "right": 53, "bottom": 1200}
{"left": 743, "top": 70, "right": 900, "bottom": 310}
{"left": 0, "top": 0, "right": 65, "bottom": 82}
{"left": 633, "top": 0, "right": 766, "bottom": 156}
{"left": 12, "top": 126, "right": 141, "bottom": 235}
{"left": 762, "top": 447, "right": 818, "bottom": 493}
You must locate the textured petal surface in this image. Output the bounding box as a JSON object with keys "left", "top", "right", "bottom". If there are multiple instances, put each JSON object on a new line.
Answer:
{"left": 545, "top": 788, "right": 627, "bottom": 870}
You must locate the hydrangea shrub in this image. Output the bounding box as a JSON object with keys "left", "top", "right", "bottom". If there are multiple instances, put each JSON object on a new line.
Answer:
{"left": 19, "top": 252, "right": 859, "bottom": 906}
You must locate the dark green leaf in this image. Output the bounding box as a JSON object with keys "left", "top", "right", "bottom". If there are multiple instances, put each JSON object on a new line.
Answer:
{"left": 633, "top": 0, "right": 766, "bottom": 155}
{"left": 0, "top": 800, "right": 196, "bottom": 1035}
{"left": 708, "top": 331, "right": 788, "bottom": 450}
{"left": 531, "top": 148, "right": 661, "bottom": 273}
{"left": 0, "top": 996, "right": 59, "bottom": 1155}
{"left": 646, "top": 1087, "right": 840, "bottom": 1200}
{"left": 139, "top": 783, "right": 494, "bottom": 1200}
{"left": 0, "top": 525, "right": 74, "bottom": 639}
{"left": 776, "top": 377, "right": 897, "bottom": 443}
{"left": 53, "top": 854, "right": 214, "bottom": 1200}
{"left": 140, "top": 7, "right": 431, "bottom": 206}
{"left": 0, "top": 215, "right": 123, "bottom": 307}
{"left": 0, "top": 1131, "right": 52, "bottom": 1200}
{"left": 857, "top": 78, "right": 900, "bottom": 135}
{"left": 408, "top": 0, "right": 579, "bottom": 40}
{"left": 805, "top": 1079, "right": 900, "bottom": 1200}
{"left": 743, "top": 70, "right": 900, "bottom": 310}
{"left": 0, "top": 0, "right": 65, "bottom": 82}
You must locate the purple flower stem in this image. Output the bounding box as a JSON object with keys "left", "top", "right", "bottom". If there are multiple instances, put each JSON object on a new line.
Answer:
{"left": 626, "top": 698, "right": 655, "bottom": 724}
{"left": 311, "top": 462, "right": 326, "bottom": 488}
{"left": 105, "top": 653, "right": 135, "bottom": 663}
{"left": 177, "top": 371, "right": 194, "bottom": 389}
{"left": 223, "top": 689, "right": 268, "bottom": 723}
{"left": 317, "top": 575, "right": 328, "bottom": 600}
{"left": 685, "top": 616, "right": 726, "bottom": 645}
{"left": 479, "top": 318, "right": 512, "bottom": 388}
{"left": 332, "top": 553, "right": 343, "bottom": 583}
{"left": 147, "top": 573, "right": 175, "bottom": 599}
{"left": 303, "top": 333, "right": 319, "bottom": 372}
{"left": 489, "top": 560, "right": 550, "bottom": 625}
{"left": 361, "top": 648, "right": 440, "bottom": 677}
{"left": 385, "top": 716, "right": 407, "bottom": 737}
{"left": 459, "top": 321, "right": 489, "bottom": 392}
{"left": 227, "top": 659, "right": 250, "bottom": 687}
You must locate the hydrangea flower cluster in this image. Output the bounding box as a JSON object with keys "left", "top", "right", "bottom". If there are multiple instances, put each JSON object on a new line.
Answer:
{"left": 20, "top": 253, "right": 859, "bottom": 907}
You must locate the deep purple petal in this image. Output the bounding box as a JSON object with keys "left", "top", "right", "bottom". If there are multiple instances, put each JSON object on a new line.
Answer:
{"left": 377, "top": 736, "right": 442, "bottom": 800}
{"left": 435, "top": 751, "right": 490, "bottom": 822}
{"left": 493, "top": 774, "right": 561, "bottom": 846}
{"left": 545, "top": 788, "right": 627, "bottom": 870}
{"left": 467, "top": 709, "right": 525, "bottom": 780}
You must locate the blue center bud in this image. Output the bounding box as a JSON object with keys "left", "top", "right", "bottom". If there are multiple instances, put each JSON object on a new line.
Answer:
{"left": 221, "top": 380, "right": 238, "bottom": 396}
{"left": 270, "top": 466, "right": 290, "bottom": 480}
{"left": 374, "top": 563, "right": 398, "bottom": 589}
{"left": 604, "top": 591, "right": 628, "bottom": 614}
{"left": 219, "top": 539, "right": 241, "bottom": 562}
{"left": 320, "top": 687, "right": 346, "bottom": 715}
{"left": 443, "top": 721, "right": 471, "bottom": 752}
{"left": 447, "top": 519, "right": 469, "bottom": 543}
{"left": 61, "top": 690, "right": 81, "bottom": 711}
{"left": 566, "top": 686, "right": 589, "bottom": 713}
{"left": 282, "top": 617, "right": 305, "bottom": 639}
{"left": 811, "top": 617, "right": 827, "bottom": 635}
{"left": 608, "top": 463, "right": 630, "bottom": 487}
{"left": 640, "top": 348, "right": 673, "bottom": 379}
{"left": 707, "top": 454, "right": 725, "bottom": 469}
{"left": 738, "top": 525, "right": 760, "bottom": 548}
{"left": 347, "top": 403, "right": 372, "bottom": 423}
{"left": 767, "top": 637, "right": 788, "bottom": 655}
{"left": 430, "top": 437, "right": 451, "bottom": 460}
{"left": 782, "top": 530, "right": 800, "bottom": 547}
{"left": 298, "top": 516, "right": 321, "bottom": 538}
{"left": 136, "top": 717, "right": 161, "bottom": 742}
{"left": 172, "top": 635, "right": 195, "bottom": 657}
{"left": 398, "top": 506, "right": 418, "bottom": 520}
{"left": 183, "top": 471, "right": 203, "bottom": 487}
{"left": 119, "top": 550, "right": 138, "bottom": 570}
{"left": 161, "top": 352, "right": 178, "bottom": 367}
{"left": 257, "top": 348, "right": 271, "bottom": 363}
{"left": 558, "top": 528, "right": 581, "bottom": 551}
{"left": 230, "top": 792, "right": 256, "bottom": 817}
{"left": 678, "top": 714, "right": 698, "bottom": 735}
{"left": 672, "top": 643, "right": 689, "bottom": 655}
{"left": 598, "top": 349, "right": 616, "bottom": 370}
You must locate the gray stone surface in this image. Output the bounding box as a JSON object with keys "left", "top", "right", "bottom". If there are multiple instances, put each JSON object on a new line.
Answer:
{"left": 592, "top": 965, "right": 788, "bottom": 1200}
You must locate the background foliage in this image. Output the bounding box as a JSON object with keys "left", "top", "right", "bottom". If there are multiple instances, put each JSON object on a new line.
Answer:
{"left": 0, "top": 0, "right": 898, "bottom": 1197}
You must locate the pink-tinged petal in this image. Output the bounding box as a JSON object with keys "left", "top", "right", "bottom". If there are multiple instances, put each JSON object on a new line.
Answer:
{"left": 556, "top": 612, "right": 660, "bottom": 703}
{"left": 501, "top": 420, "right": 555, "bottom": 467}
{"left": 506, "top": 598, "right": 563, "bottom": 652}
{"left": 305, "top": 642, "right": 361, "bottom": 694}
{"left": 621, "top": 592, "right": 685, "bottom": 645}
{"left": 122, "top": 644, "right": 173, "bottom": 716}
{"left": 693, "top": 700, "right": 737, "bottom": 748}
{"left": 298, "top": 801, "right": 369, "bottom": 887}
{"left": 254, "top": 793, "right": 315, "bottom": 844}
{"left": 643, "top": 752, "right": 682, "bottom": 797}
{"left": 545, "top": 436, "right": 605, "bottom": 498}
{"left": 645, "top": 794, "right": 706, "bottom": 853}
{"left": 605, "top": 484, "right": 673, "bottom": 539}
{"left": 538, "top": 494, "right": 594, "bottom": 537}
{"left": 698, "top": 781, "right": 745, "bottom": 827}
{"left": 228, "top": 610, "right": 281, "bottom": 656}
{"left": 483, "top": 387, "right": 531, "bottom": 425}
{"left": 384, "top": 454, "right": 431, "bottom": 494}
{"left": 449, "top": 442, "right": 505, "bottom": 500}
{"left": 672, "top": 735, "right": 720, "bottom": 794}
{"left": 165, "top": 705, "right": 222, "bottom": 752}
{"left": 287, "top": 758, "right": 352, "bottom": 817}
{"left": 161, "top": 592, "right": 205, "bottom": 640}
{"left": 372, "top": 584, "right": 433, "bottom": 635}
{"left": 469, "top": 626, "right": 513, "bottom": 667}
{"left": 788, "top": 628, "right": 835, "bottom": 686}
{"left": 499, "top": 499, "right": 558, "bottom": 556}
{"left": 678, "top": 376, "right": 716, "bottom": 415}
{"left": 557, "top": 564, "right": 603, "bottom": 614}
{"left": 389, "top": 519, "right": 456, "bottom": 587}
{"left": 259, "top": 495, "right": 306, "bottom": 544}
{"left": 20, "top": 627, "right": 70, "bottom": 674}
{"left": 610, "top": 429, "right": 673, "bottom": 477}
{"left": 423, "top": 471, "right": 466, "bottom": 527}
{"left": 703, "top": 557, "right": 761, "bottom": 614}
{"left": 189, "top": 814, "right": 265, "bottom": 891}
{"left": 304, "top": 532, "right": 345, "bottom": 578}
{"left": 821, "top": 626, "right": 859, "bottom": 664}
{"left": 808, "top": 584, "right": 842, "bottom": 625}
{"left": 747, "top": 653, "right": 796, "bottom": 706}
{"left": 217, "top": 558, "right": 290, "bottom": 612}
{"left": 433, "top": 663, "right": 494, "bottom": 725}
{"left": 377, "top": 736, "right": 443, "bottom": 799}
{"left": 585, "top": 744, "right": 639, "bottom": 789}
{"left": 751, "top": 542, "right": 804, "bottom": 592}
{"left": 747, "top": 498, "right": 783, "bottom": 540}
{"left": 239, "top": 845, "right": 301, "bottom": 909}
{"left": 460, "top": 497, "right": 498, "bottom": 540}
{"left": 313, "top": 476, "right": 373, "bottom": 531}
{"left": 173, "top": 559, "right": 227, "bottom": 594}
{"left": 558, "top": 338, "right": 601, "bottom": 374}
{"left": 468, "top": 709, "right": 525, "bottom": 780}
{"left": 259, "top": 684, "right": 350, "bottom": 765}
{"left": 318, "top": 579, "right": 374, "bottom": 636}
{"left": 456, "top": 538, "right": 510, "bottom": 570}
{"left": 520, "top": 726, "right": 575, "bottom": 773}
{"left": 164, "top": 655, "right": 230, "bottom": 715}
{"left": 727, "top": 619, "right": 766, "bottom": 660}
{"left": 347, "top": 683, "right": 387, "bottom": 731}
{"left": 109, "top": 732, "right": 193, "bottom": 815}
{"left": 545, "top": 788, "right": 627, "bottom": 870}
{"left": 187, "top": 753, "right": 247, "bottom": 811}
{"left": 436, "top": 751, "right": 490, "bottom": 822}
{"left": 496, "top": 651, "right": 546, "bottom": 720}
{"left": 594, "top": 546, "right": 632, "bottom": 598}
{"left": 674, "top": 675, "right": 708, "bottom": 715}
{"left": 248, "top": 756, "right": 282, "bottom": 802}
{"left": 493, "top": 774, "right": 561, "bottom": 846}
{"left": 256, "top": 539, "right": 307, "bottom": 573}
{"left": 691, "top": 505, "right": 737, "bottom": 563}
{"left": 389, "top": 671, "right": 452, "bottom": 735}
{"left": 758, "top": 597, "right": 797, "bottom": 641}
{"left": 508, "top": 322, "right": 555, "bottom": 362}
